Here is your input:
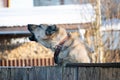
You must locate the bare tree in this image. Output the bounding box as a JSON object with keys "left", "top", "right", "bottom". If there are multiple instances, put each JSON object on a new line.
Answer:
{"left": 94, "top": 0, "right": 104, "bottom": 63}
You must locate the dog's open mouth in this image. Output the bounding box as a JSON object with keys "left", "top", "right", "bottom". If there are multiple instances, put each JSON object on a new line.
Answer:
{"left": 29, "top": 34, "right": 38, "bottom": 42}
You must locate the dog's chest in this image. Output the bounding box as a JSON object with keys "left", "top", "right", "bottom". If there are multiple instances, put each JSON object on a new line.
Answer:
{"left": 58, "top": 47, "right": 70, "bottom": 59}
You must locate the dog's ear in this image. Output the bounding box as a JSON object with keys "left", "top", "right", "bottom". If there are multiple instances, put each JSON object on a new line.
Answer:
{"left": 27, "top": 24, "right": 38, "bottom": 32}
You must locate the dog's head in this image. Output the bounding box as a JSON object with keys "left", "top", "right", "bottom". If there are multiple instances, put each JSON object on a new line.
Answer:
{"left": 27, "top": 24, "right": 67, "bottom": 50}
{"left": 28, "top": 24, "right": 58, "bottom": 41}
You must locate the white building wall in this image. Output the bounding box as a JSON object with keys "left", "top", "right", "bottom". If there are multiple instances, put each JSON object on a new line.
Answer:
{"left": 10, "top": 0, "right": 33, "bottom": 8}
{"left": 0, "top": 0, "right": 4, "bottom": 8}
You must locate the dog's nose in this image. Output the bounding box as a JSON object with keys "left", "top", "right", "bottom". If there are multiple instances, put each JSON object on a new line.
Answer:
{"left": 28, "top": 24, "right": 33, "bottom": 31}
{"left": 45, "top": 25, "right": 58, "bottom": 36}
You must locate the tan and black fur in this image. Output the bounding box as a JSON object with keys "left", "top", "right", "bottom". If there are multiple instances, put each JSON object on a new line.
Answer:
{"left": 28, "top": 24, "right": 92, "bottom": 65}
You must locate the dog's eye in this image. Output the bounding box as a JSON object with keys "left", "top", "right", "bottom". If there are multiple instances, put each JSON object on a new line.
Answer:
{"left": 38, "top": 25, "right": 43, "bottom": 29}
{"left": 45, "top": 25, "right": 58, "bottom": 36}
{"left": 48, "top": 25, "right": 57, "bottom": 31}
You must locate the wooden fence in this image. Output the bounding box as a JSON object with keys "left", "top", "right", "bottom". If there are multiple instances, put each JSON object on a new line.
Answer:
{"left": 0, "top": 63, "right": 120, "bottom": 80}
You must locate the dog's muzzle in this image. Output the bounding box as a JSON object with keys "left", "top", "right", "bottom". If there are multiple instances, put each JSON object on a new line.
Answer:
{"left": 27, "top": 24, "right": 38, "bottom": 42}
{"left": 28, "top": 24, "right": 34, "bottom": 32}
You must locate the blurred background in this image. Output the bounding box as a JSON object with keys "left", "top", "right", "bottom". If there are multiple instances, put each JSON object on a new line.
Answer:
{"left": 0, "top": 0, "right": 120, "bottom": 63}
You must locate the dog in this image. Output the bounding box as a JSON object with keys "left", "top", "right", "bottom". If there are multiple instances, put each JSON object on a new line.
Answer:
{"left": 27, "top": 24, "right": 92, "bottom": 66}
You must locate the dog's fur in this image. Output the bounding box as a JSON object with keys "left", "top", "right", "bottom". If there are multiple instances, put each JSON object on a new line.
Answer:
{"left": 28, "top": 24, "right": 92, "bottom": 65}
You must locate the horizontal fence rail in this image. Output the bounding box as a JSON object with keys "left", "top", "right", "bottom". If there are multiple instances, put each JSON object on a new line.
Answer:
{"left": 0, "top": 58, "right": 55, "bottom": 67}
{"left": 66, "top": 63, "right": 120, "bottom": 68}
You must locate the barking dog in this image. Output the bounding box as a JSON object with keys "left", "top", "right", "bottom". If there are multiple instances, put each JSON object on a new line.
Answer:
{"left": 28, "top": 24, "right": 92, "bottom": 65}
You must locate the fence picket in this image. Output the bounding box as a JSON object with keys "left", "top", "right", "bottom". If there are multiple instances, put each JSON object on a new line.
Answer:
{"left": 0, "top": 58, "right": 55, "bottom": 67}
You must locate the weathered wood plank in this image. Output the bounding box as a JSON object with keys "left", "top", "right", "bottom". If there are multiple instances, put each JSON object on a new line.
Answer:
{"left": 78, "top": 67, "right": 101, "bottom": 80}
{"left": 28, "top": 68, "right": 36, "bottom": 80}
{"left": 12, "top": 68, "right": 29, "bottom": 80}
{"left": 0, "top": 66, "right": 120, "bottom": 80}
{"left": 33, "top": 67, "right": 47, "bottom": 80}
{"left": 47, "top": 66, "right": 62, "bottom": 80}
{"left": 100, "top": 68, "right": 120, "bottom": 80}
{"left": 62, "top": 67, "right": 78, "bottom": 80}
{"left": 0, "top": 68, "right": 9, "bottom": 80}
